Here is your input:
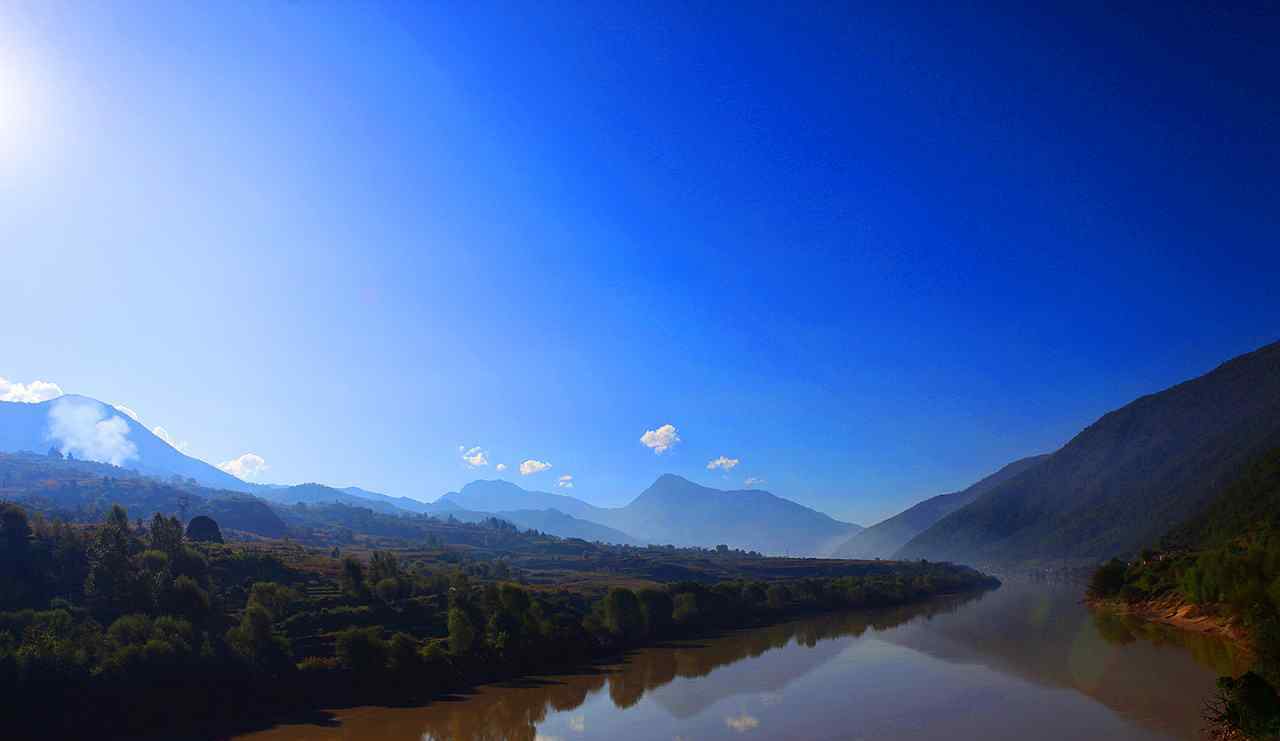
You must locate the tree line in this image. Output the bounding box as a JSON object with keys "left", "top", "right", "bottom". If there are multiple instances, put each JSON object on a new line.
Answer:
{"left": 0, "top": 500, "right": 996, "bottom": 738}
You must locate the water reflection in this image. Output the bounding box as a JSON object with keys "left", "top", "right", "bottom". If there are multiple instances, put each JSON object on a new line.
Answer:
{"left": 409, "top": 596, "right": 979, "bottom": 741}
{"left": 236, "top": 584, "right": 1240, "bottom": 741}
{"left": 879, "top": 581, "right": 1250, "bottom": 738}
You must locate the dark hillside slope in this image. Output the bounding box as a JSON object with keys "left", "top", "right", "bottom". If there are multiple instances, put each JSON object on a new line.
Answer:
{"left": 1159, "top": 446, "right": 1280, "bottom": 552}
{"left": 832, "top": 454, "right": 1048, "bottom": 559}
{"left": 898, "top": 340, "right": 1280, "bottom": 564}
{"left": 0, "top": 452, "right": 286, "bottom": 536}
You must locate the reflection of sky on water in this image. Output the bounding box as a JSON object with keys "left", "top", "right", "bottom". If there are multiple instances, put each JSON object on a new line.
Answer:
{"left": 242, "top": 584, "right": 1234, "bottom": 741}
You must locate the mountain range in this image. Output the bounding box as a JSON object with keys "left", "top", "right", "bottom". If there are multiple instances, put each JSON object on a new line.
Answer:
{"left": 831, "top": 454, "right": 1049, "bottom": 560}
{"left": 896, "top": 339, "right": 1280, "bottom": 564}
{"left": 440, "top": 476, "right": 863, "bottom": 555}
{"left": 0, "top": 397, "right": 859, "bottom": 554}
{"left": 6, "top": 337, "right": 1279, "bottom": 564}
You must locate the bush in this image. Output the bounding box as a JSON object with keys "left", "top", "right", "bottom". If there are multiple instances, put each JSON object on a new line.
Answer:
{"left": 335, "top": 626, "right": 386, "bottom": 676}
{"left": 1088, "top": 559, "right": 1127, "bottom": 599}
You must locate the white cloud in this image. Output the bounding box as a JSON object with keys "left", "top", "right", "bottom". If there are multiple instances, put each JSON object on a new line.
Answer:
{"left": 151, "top": 426, "right": 192, "bottom": 455}
{"left": 111, "top": 403, "right": 141, "bottom": 422}
{"left": 707, "top": 455, "right": 740, "bottom": 471}
{"left": 0, "top": 377, "right": 64, "bottom": 403}
{"left": 520, "top": 459, "right": 552, "bottom": 475}
{"left": 48, "top": 397, "right": 137, "bottom": 466}
{"left": 557, "top": 474, "right": 574, "bottom": 489}
{"left": 725, "top": 714, "right": 760, "bottom": 732}
{"left": 496, "top": 463, "right": 508, "bottom": 472}
{"left": 110, "top": 403, "right": 192, "bottom": 455}
{"left": 218, "top": 452, "right": 269, "bottom": 481}
{"left": 640, "top": 423, "right": 680, "bottom": 454}
{"left": 461, "top": 446, "right": 489, "bottom": 467}
{"left": 744, "top": 476, "right": 766, "bottom": 488}
{"left": 569, "top": 716, "right": 586, "bottom": 733}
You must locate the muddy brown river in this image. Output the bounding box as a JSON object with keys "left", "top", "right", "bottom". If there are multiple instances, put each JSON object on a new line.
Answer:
{"left": 233, "top": 581, "right": 1248, "bottom": 740}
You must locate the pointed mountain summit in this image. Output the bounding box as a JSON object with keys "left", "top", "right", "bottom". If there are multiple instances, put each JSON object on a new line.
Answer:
{"left": 610, "top": 474, "right": 861, "bottom": 555}
{"left": 439, "top": 474, "right": 861, "bottom": 556}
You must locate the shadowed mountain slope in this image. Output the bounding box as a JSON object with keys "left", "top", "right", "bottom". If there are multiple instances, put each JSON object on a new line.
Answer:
{"left": 898, "top": 339, "right": 1280, "bottom": 565}
{"left": 832, "top": 455, "right": 1048, "bottom": 559}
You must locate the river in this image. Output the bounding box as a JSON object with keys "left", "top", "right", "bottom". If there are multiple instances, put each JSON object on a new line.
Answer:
{"left": 234, "top": 581, "right": 1249, "bottom": 740}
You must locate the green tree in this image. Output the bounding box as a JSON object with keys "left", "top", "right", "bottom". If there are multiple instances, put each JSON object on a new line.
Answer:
{"left": 335, "top": 626, "right": 388, "bottom": 676}
{"left": 227, "top": 605, "right": 292, "bottom": 675}
{"left": 247, "top": 581, "right": 299, "bottom": 621}
{"left": 368, "top": 551, "right": 402, "bottom": 583}
{"left": 340, "top": 557, "right": 368, "bottom": 599}
{"left": 603, "top": 588, "right": 645, "bottom": 640}
{"left": 166, "top": 575, "right": 211, "bottom": 623}
{"left": 1088, "top": 558, "right": 1127, "bottom": 599}
{"left": 148, "top": 513, "right": 184, "bottom": 557}
{"left": 637, "top": 589, "right": 673, "bottom": 636}
{"left": 448, "top": 606, "right": 479, "bottom": 654}
{"left": 673, "top": 592, "right": 701, "bottom": 625}
{"left": 85, "top": 505, "right": 140, "bottom": 613}
{"left": 387, "top": 632, "right": 420, "bottom": 673}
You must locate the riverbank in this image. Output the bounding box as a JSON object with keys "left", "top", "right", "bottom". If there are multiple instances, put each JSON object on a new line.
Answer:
{"left": 1086, "top": 593, "right": 1252, "bottom": 648}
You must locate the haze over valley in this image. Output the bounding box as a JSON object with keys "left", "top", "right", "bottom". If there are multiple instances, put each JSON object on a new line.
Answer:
{"left": 4, "top": 2, "right": 1279, "bottom": 739}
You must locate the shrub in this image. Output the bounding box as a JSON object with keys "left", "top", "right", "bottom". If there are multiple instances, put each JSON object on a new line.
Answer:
{"left": 335, "top": 626, "right": 386, "bottom": 676}
{"left": 1087, "top": 559, "right": 1127, "bottom": 599}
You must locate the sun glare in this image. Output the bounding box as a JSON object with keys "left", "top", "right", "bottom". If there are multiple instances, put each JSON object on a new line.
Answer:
{"left": 0, "top": 45, "right": 41, "bottom": 164}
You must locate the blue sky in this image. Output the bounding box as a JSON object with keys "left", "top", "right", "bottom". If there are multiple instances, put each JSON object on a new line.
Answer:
{"left": 2, "top": 1, "right": 1277, "bottom": 524}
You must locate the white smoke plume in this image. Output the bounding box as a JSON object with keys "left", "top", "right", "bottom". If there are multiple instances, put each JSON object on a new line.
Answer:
{"left": 47, "top": 397, "right": 138, "bottom": 466}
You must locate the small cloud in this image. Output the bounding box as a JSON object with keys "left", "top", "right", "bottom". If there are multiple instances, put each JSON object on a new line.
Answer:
{"left": 520, "top": 459, "right": 552, "bottom": 475}
{"left": 640, "top": 423, "right": 680, "bottom": 454}
{"left": 110, "top": 403, "right": 192, "bottom": 455}
{"left": 557, "top": 474, "right": 574, "bottom": 489}
{"left": 461, "top": 446, "right": 489, "bottom": 467}
{"left": 725, "top": 714, "right": 760, "bottom": 732}
{"left": 496, "top": 463, "right": 508, "bottom": 472}
{"left": 569, "top": 716, "right": 586, "bottom": 733}
{"left": 707, "top": 455, "right": 740, "bottom": 471}
{"left": 151, "top": 426, "right": 191, "bottom": 455}
{"left": 744, "top": 476, "right": 766, "bottom": 488}
{"left": 0, "top": 377, "right": 64, "bottom": 403}
{"left": 111, "top": 403, "right": 141, "bottom": 422}
{"left": 218, "top": 453, "right": 269, "bottom": 482}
